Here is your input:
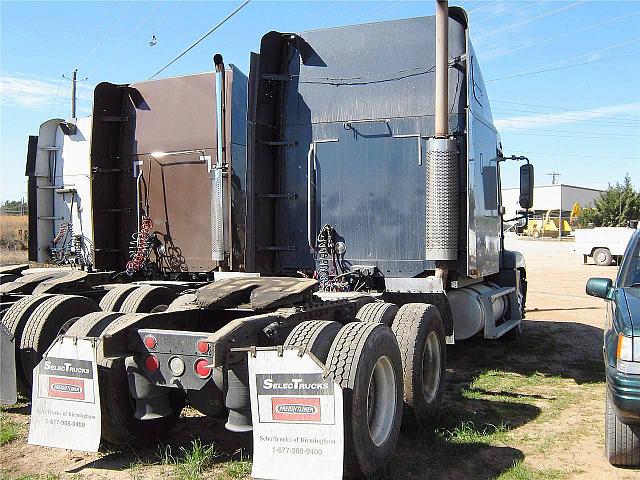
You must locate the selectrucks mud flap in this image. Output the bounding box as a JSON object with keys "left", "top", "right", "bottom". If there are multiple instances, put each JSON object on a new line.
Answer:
{"left": 0, "top": 323, "right": 17, "bottom": 405}
{"left": 248, "top": 348, "right": 344, "bottom": 480}
{"left": 28, "top": 335, "right": 101, "bottom": 451}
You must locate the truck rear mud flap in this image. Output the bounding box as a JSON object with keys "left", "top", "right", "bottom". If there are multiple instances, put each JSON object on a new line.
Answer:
{"left": 0, "top": 323, "right": 17, "bottom": 405}
{"left": 247, "top": 347, "right": 345, "bottom": 480}
{"left": 27, "top": 335, "right": 102, "bottom": 452}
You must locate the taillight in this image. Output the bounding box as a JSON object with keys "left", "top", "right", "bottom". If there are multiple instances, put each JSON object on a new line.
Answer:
{"left": 196, "top": 340, "right": 210, "bottom": 354}
{"left": 194, "top": 358, "right": 211, "bottom": 378}
{"left": 144, "top": 335, "right": 157, "bottom": 349}
{"left": 145, "top": 354, "right": 160, "bottom": 373}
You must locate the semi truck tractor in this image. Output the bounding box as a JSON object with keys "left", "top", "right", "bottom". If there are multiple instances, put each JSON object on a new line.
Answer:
{"left": 1, "top": 2, "right": 534, "bottom": 477}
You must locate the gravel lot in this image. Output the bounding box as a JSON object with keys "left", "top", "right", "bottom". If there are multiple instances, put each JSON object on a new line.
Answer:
{"left": 1, "top": 235, "right": 638, "bottom": 479}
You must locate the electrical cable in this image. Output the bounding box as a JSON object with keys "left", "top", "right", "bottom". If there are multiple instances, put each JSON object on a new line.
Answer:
{"left": 149, "top": 0, "right": 252, "bottom": 79}
{"left": 466, "top": 1, "right": 499, "bottom": 15}
{"left": 492, "top": 108, "right": 640, "bottom": 127}
{"left": 516, "top": 151, "right": 640, "bottom": 160}
{"left": 49, "top": 75, "right": 64, "bottom": 114}
{"left": 475, "top": 1, "right": 535, "bottom": 23}
{"left": 492, "top": 100, "right": 640, "bottom": 121}
{"left": 485, "top": 52, "right": 638, "bottom": 82}
{"left": 77, "top": 1, "right": 135, "bottom": 68}
{"left": 481, "top": 10, "right": 640, "bottom": 61}
{"left": 87, "top": 2, "right": 165, "bottom": 78}
{"left": 475, "top": 0, "right": 586, "bottom": 40}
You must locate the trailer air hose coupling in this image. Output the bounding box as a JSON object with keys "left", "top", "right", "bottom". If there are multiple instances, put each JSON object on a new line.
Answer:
{"left": 224, "top": 353, "right": 252, "bottom": 432}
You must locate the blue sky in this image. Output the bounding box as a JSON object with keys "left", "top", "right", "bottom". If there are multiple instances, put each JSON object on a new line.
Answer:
{"left": 1, "top": 0, "right": 639, "bottom": 201}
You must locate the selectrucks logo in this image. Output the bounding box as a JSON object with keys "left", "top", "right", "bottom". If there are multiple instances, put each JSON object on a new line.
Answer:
{"left": 48, "top": 377, "right": 85, "bottom": 400}
{"left": 272, "top": 397, "right": 321, "bottom": 422}
{"left": 256, "top": 373, "right": 333, "bottom": 395}
{"left": 42, "top": 357, "right": 93, "bottom": 379}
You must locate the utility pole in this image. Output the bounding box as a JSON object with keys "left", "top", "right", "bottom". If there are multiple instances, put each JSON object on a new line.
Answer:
{"left": 547, "top": 172, "right": 561, "bottom": 185}
{"left": 71, "top": 69, "right": 77, "bottom": 119}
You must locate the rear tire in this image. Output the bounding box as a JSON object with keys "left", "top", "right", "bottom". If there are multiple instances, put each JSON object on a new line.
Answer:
{"left": 355, "top": 302, "right": 399, "bottom": 327}
{"left": 19, "top": 295, "right": 100, "bottom": 389}
{"left": 326, "top": 322, "right": 403, "bottom": 478}
{"left": 606, "top": 390, "right": 640, "bottom": 466}
{"left": 0, "top": 295, "right": 52, "bottom": 396}
{"left": 594, "top": 248, "right": 613, "bottom": 266}
{"left": 119, "top": 286, "right": 177, "bottom": 314}
{"left": 392, "top": 303, "right": 446, "bottom": 428}
{"left": 66, "top": 311, "right": 185, "bottom": 446}
{"left": 284, "top": 320, "right": 342, "bottom": 363}
{"left": 99, "top": 285, "right": 139, "bottom": 312}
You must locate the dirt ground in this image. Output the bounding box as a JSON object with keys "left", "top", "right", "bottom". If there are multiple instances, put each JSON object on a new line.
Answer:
{"left": 1, "top": 235, "right": 639, "bottom": 479}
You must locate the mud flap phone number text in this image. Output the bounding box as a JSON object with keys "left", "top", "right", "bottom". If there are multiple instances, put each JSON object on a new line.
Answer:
{"left": 45, "top": 419, "right": 86, "bottom": 428}
{"left": 272, "top": 447, "right": 323, "bottom": 455}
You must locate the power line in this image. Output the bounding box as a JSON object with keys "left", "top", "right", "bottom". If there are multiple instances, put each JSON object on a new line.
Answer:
{"left": 86, "top": 2, "right": 165, "bottom": 78}
{"left": 78, "top": 2, "right": 135, "bottom": 68}
{"left": 466, "top": 1, "right": 498, "bottom": 15}
{"left": 498, "top": 131, "right": 639, "bottom": 140}
{"left": 491, "top": 107, "right": 640, "bottom": 126}
{"left": 150, "top": 0, "right": 252, "bottom": 79}
{"left": 481, "top": 10, "right": 640, "bottom": 61}
{"left": 517, "top": 150, "right": 640, "bottom": 160}
{"left": 477, "top": 2, "right": 536, "bottom": 23}
{"left": 517, "top": 38, "right": 639, "bottom": 74}
{"left": 49, "top": 75, "right": 64, "bottom": 114}
{"left": 485, "top": 52, "right": 638, "bottom": 82}
{"left": 499, "top": 126, "right": 639, "bottom": 138}
{"left": 475, "top": 0, "right": 586, "bottom": 40}
{"left": 492, "top": 100, "right": 640, "bottom": 121}
{"left": 494, "top": 115, "right": 640, "bottom": 129}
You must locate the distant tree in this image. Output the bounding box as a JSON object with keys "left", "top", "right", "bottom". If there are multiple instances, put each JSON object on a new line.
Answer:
{"left": 576, "top": 207, "right": 599, "bottom": 228}
{"left": 0, "top": 200, "right": 28, "bottom": 215}
{"left": 578, "top": 175, "right": 640, "bottom": 227}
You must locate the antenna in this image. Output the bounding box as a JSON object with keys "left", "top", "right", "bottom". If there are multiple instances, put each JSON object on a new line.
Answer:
{"left": 546, "top": 172, "right": 562, "bottom": 184}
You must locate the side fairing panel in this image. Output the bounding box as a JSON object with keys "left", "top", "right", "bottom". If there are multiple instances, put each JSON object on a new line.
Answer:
{"left": 466, "top": 43, "right": 500, "bottom": 278}
{"left": 33, "top": 117, "right": 93, "bottom": 265}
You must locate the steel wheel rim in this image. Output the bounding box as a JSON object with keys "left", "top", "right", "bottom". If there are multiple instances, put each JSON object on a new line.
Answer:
{"left": 367, "top": 355, "right": 397, "bottom": 447}
{"left": 422, "top": 331, "right": 441, "bottom": 403}
{"left": 596, "top": 252, "right": 606, "bottom": 264}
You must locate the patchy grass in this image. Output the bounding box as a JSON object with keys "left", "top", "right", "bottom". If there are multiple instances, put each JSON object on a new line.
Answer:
{"left": 0, "top": 415, "right": 19, "bottom": 446}
{"left": 0, "top": 473, "right": 59, "bottom": 480}
{"left": 223, "top": 450, "right": 252, "bottom": 479}
{"left": 440, "top": 420, "right": 510, "bottom": 445}
{"left": 155, "top": 439, "right": 219, "bottom": 480}
{"left": 496, "top": 460, "right": 566, "bottom": 480}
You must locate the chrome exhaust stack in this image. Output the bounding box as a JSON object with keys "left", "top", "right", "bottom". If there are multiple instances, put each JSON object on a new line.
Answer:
{"left": 211, "top": 53, "right": 227, "bottom": 263}
{"left": 425, "top": 0, "right": 458, "bottom": 262}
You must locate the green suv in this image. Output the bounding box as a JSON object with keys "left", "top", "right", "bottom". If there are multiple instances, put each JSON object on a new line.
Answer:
{"left": 587, "top": 228, "right": 640, "bottom": 466}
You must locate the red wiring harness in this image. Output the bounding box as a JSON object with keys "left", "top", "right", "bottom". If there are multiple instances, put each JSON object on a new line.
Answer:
{"left": 126, "top": 216, "right": 153, "bottom": 276}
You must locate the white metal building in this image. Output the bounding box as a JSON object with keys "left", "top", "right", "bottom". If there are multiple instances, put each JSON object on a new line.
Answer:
{"left": 501, "top": 184, "right": 603, "bottom": 220}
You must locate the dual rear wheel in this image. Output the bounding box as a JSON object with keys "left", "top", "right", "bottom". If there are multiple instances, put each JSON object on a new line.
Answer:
{"left": 284, "top": 300, "right": 446, "bottom": 477}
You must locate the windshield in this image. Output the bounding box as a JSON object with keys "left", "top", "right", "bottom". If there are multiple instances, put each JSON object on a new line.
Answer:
{"left": 618, "top": 231, "right": 640, "bottom": 287}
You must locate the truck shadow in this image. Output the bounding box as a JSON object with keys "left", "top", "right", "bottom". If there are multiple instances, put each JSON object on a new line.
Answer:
{"left": 387, "top": 319, "right": 604, "bottom": 479}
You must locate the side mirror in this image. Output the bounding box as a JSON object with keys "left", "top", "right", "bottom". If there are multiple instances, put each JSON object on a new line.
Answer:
{"left": 586, "top": 277, "right": 613, "bottom": 299}
{"left": 519, "top": 163, "right": 534, "bottom": 209}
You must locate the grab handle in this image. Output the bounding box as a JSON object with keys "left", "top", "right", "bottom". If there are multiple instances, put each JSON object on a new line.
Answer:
{"left": 307, "top": 142, "right": 316, "bottom": 251}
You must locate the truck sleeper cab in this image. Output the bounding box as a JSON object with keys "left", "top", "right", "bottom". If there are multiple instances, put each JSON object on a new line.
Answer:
{"left": 2, "top": 4, "right": 535, "bottom": 479}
